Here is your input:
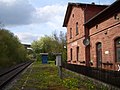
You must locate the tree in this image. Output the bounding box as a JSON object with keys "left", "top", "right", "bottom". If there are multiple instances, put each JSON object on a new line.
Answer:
{"left": 0, "top": 29, "right": 28, "bottom": 67}
{"left": 31, "top": 31, "right": 67, "bottom": 62}
{"left": 32, "top": 36, "right": 53, "bottom": 53}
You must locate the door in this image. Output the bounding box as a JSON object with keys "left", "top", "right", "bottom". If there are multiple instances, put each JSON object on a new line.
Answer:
{"left": 96, "top": 42, "right": 102, "bottom": 68}
{"left": 42, "top": 55, "right": 48, "bottom": 64}
{"left": 115, "top": 38, "right": 120, "bottom": 62}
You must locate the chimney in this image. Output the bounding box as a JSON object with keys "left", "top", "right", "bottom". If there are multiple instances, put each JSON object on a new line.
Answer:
{"left": 91, "top": 2, "right": 95, "bottom": 5}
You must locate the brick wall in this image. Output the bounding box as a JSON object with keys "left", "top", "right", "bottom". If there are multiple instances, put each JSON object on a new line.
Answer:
{"left": 67, "top": 6, "right": 84, "bottom": 43}
{"left": 66, "top": 5, "right": 106, "bottom": 65}
{"left": 67, "top": 6, "right": 85, "bottom": 64}
{"left": 89, "top": 13, "right": 120, "bottom": 70}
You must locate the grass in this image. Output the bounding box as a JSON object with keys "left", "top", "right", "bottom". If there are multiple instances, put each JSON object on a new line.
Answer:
{"left": 62, "top": 68, "right": 108, "bottom": 90}
{"left": 10, "top": 61, "right": 68, "bottom": 90}
{"left": 9, "top": 61, "right": 108, "bottom": 90}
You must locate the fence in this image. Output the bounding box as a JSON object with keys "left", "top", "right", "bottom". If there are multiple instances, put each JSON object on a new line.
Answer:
{"left": 62, "top": 63, "right": 120, "bottom": 88}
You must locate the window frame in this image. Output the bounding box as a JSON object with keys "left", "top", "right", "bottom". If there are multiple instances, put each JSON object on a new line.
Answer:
{"left": 76, "top": 22, "right": 79, "bottom": 35}
{"left": 76, "top": 46, "right": 79, "bottom": 61}
{"left": 70, "top": 48, "right": 72, "bottom": 61}
{"left": 96, "top": 42, "right": 102, "bottom": 68}
{"left": 70, "top": 28, "right": 72, "bottom": 39}
{"left": 115, "top": 38, "right": 120, "bottom": 62}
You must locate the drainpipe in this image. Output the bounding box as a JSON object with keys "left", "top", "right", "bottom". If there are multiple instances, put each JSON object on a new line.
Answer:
{"left": 85, "top": 27, "right": 90, "bottom": 67}
{"left": 83, "top": 4, "right": 90, "bottom": 67}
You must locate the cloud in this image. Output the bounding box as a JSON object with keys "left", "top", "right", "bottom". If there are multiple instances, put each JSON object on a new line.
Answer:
{"left": 70, "top": 0, "right": 114, "bottom": 5}
{"left": 32, "top": 4, "right": 67, "bottom": 24}
{"left": 0, "top": 0, "right": 67, "bottom": 44}
{"left": 0, "top": 0, "right": 114, "bottom": 27}
{"left": 31, "top": 4, "right": 67, "bottom": 34}
{"left": 15, "top": 32, "right": 43, "bottom": 44}
{"left": 0, "top": 0, "right": 67, "bottom": 28}
{"left": 0, "top": 0, "right": 35, "bottom": 26}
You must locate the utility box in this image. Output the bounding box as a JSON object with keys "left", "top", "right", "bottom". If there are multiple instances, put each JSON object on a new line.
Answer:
{"left": 55, "top": 53, "right": 62, "bottom": 79}
{"left": 55, "top": 54, "right": 62, "bottom": 66}
{"left": 40, "top": 53, "right": 48, "bottom": 64}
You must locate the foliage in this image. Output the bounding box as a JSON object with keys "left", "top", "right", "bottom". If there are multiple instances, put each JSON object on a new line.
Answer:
{"left": 10, "top": 61, "right": 89, "bottom": 90}
{"left": 0, "top": 29, "right": 27, "bottom": 67}
{"left": 31, "top": 31, "right": 67, "bottom": 62}
{"left": 26, "top": 49, "right": 36, "bottom": 60}
{"left": 62, "top": 78, "right": 79, "bottom": 89}
{"left": 62, "top": 68, "right": 109, "bottom": 90}
{"left": 10, "top": 62, "right": 108, "bottom": 90}
{"left": 10, "top": 61, "right": 68, "bottom": 90}
{"left": 48, "top": 53, "right": 56, "bottom": 61}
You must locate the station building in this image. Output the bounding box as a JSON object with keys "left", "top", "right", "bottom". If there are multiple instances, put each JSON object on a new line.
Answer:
{"left": 63, "top": 0, "right": 120, "bottom": 71}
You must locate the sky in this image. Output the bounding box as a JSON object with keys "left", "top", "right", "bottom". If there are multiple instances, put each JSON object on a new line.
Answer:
{"left": 0, "top": 0, "right": 115, "bottom": 44}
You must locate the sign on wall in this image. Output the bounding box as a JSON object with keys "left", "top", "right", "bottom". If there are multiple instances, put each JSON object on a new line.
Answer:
{"left": 71, "top": 41, "right": 78, "bottom": 46}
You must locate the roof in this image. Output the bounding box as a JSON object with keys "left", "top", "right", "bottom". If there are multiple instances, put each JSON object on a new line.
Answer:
{"left": 23, "top": 44, "right": 31, "bottom": 47}
{"left": 40, "top": 53, "right": 48, "bottom": 55}
{"left": 63, "top": 2, "right": 108, "bottom": 27}
{"left": 52, "top": 53, "right": 62, "bottom": 55}
{"left": 85, "top": 0, "right": 120, "bottom": 28}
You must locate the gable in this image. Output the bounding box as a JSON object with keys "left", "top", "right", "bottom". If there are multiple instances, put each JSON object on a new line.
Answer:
{"left": 67, "top": 6, "right": 84, "bottom": 27}
{"left": 63, "top": 3, "right": 108, "bottom": 27}
{"left": 85, "top": 0, "right": 120, "bottom": 29}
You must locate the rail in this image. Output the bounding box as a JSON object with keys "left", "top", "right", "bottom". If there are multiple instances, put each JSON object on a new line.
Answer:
{"left": 0, "top": 61, "right": 33, "bottom": 89}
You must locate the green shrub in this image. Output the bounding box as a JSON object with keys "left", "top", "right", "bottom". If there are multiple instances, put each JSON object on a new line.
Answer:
{"left": 62, "top": 78, "right": 79, "bottom": 89}
{"left": 0, "top": 29, "right": 27, "bottom": 68}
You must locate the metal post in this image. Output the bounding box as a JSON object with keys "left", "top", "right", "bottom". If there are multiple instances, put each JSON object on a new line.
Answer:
{"left": 55, "top": 53, "right": 62, "bottom": 79}
{"left": 58, "top": 66, "right": 62, "bottom": 79}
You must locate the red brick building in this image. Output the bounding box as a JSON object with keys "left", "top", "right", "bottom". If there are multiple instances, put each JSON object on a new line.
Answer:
{"left": 63, "top": 0, "right": 120, "bottom": 71}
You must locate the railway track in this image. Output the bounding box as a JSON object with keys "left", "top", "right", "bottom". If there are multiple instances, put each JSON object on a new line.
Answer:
{"left": 0, "top": 61, "right": 33, "bottom": 90}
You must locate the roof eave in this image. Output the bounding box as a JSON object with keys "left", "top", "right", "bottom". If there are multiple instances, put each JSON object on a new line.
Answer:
{"left": 63, "top": 2, "right": 109, "bottom": 27}
{"left": 63, "top": 3, "right": 73, "bottom": 27}
{"left": 85, "top": 0, "right": 120, "bottom": 28}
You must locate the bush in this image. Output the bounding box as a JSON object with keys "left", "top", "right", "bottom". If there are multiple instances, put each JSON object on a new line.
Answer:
{"left": 36, "top": 54, "right": 41, "bottom": 61}
{"left": 48, "top": 53, "right": 56, "bottom": 61}
{"left": 0, "top": 29, "right": 27, "bottom": 68}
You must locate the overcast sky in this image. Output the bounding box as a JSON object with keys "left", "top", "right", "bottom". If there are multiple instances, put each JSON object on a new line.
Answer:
{"left": 0, "top": 0, "right": 115, "bottom": 44}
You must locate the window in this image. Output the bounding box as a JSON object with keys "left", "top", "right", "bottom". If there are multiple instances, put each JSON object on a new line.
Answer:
{"left": 96, "top": 42, "right": 102, "bottom": 68}
{"left": 76, "top": 46, "right": 79, "bottom": 61}
{"left": 114, "top": 14, "right": 119, "bottom": 20}
{"left": 96, "top": 24, "right": 98, "bottom": 29}
{"left": 72, "top": 14, "right": 74, "bottom": 18}
{"left": 76, "top": 22, "right": 79, "bottom": 35}
{"left": 70, "top": 48, "right": 72, "bottom": 61}
{"left": 115, "top": 38, "right": 120, "bottom": 62}
{"left": 70, "top": 28, "right": 72, "bottom": 39}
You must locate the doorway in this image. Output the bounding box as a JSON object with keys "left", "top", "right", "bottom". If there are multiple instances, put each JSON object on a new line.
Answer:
{"left": 96, "top": 42, "right": 102, "bottom": 68}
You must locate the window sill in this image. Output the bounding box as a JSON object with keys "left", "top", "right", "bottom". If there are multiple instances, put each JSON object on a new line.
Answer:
{"left": 67, "top": 60, "right": 71, "bottom": 62}
{"left": 79, "top": 61, "right": 85, "bottom": 64}
{"left": 72, "top": 61, "right": 77, "bottom": 63}
{"left": 102, "top": 62, "right": 113, "bottom": 66}
{"left": 76, "top": 34, "right": 79, "bottom": 36}
{"left": 115, "top": 62, "right": 120, "bottom": 64}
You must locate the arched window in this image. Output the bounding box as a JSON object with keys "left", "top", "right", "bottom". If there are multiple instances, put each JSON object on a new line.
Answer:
{"left": 76, "top": 22, "right": 79, "bottom": 35}
{"left": 76, "top": 46, "right": 79, "bottom": 61}
{"left": 96, "top": 42, "right": 102, "bottom": 68}
{"left": 70, "top": 28, "right": 72, "bottom": 39}
{"left": 70, "top": 48, "right": 72, "bottom": 61}
{"left": 115, "top": 38, "right": 120, "bottom": 62}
